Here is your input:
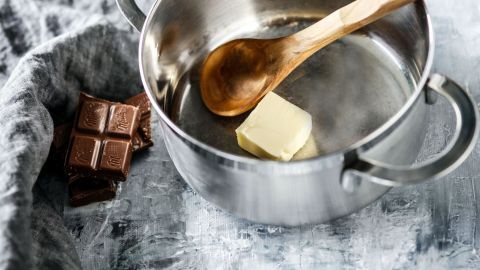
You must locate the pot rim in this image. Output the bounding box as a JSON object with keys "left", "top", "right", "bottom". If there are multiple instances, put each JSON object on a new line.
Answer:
{"left": 138, "top": 0, "right": 435, "bottom": 168}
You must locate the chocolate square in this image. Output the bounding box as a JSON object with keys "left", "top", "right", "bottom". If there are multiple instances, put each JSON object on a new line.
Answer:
{"left": 99, "top": 139, "right": 132, "bottom": 176}
{"left": 77, "top": 101, "right": 108, "bottom": 134}
{"left": 106, "top": 104, "right": 139, "bottom": 138}
{"left": 68, "top": 135, "right": 101, "bottom": 171}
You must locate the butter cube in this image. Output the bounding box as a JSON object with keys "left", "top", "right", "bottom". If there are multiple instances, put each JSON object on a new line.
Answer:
{"left": 236, "top": 92, "right": 312, "bottom": 161}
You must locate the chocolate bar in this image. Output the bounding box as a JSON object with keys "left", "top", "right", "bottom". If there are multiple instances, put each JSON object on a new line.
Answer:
{"left": 52, "top": 92, "right": 153, "bottom": 157}
{"left": 69, "top": 176, "right": 117, "bottom": 207}
{"left": 65, "top": 93, "right": 140, "bottom": 182}
{"left": 51, "top": 92, "right": 154, "bottom": 207}
{"left": 125, "top": 92, "right": 153, "bottom": 151}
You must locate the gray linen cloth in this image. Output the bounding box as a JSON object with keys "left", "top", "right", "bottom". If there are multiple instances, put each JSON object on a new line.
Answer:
{"left": 0, "top": 22, "right": 142, "bottom": 269}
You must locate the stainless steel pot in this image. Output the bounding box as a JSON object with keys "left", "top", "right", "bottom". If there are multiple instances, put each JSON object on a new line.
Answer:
{"left": 117, "top": 0, "right": 479, "bottom": 225}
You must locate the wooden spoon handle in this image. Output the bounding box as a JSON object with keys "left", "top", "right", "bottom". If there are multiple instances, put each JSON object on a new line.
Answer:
{"left": 287, "top": 0, "right": 415, "bottom": 61}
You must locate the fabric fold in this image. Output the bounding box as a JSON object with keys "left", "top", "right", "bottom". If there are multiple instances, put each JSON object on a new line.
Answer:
{"left": 0, "top": 22, "right": 140, "bottom": 269}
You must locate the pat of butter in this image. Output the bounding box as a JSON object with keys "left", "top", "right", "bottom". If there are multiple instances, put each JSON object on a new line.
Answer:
{"left": 236, "top": 92, "right": 312, "bottom": 161}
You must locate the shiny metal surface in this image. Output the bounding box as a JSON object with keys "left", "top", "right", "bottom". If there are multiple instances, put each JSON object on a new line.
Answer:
{"left": 344, "top": 74, "right": 480, "bottom": 187}
{"left": 170, "top": 24, "right": 411, "bottom": 158}
{"left": 116, "top": 0, "right": 145, "bottom": 31}
{"left": 117, "top": 0, "right": 478, "bottom": 225}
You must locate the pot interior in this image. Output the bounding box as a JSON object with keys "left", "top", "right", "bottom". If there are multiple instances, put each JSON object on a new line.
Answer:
{"left": 141, "top": 0, "right": 430, "bottom": 159}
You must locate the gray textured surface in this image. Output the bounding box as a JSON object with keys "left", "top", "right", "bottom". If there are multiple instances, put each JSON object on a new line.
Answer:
{"left": 1, "top": 0, "right": 480, "bottom": 269}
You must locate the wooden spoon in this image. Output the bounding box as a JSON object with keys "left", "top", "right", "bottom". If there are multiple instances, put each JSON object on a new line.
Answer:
{"left": 200, "top": 0, "right": 414, "bottom": 116}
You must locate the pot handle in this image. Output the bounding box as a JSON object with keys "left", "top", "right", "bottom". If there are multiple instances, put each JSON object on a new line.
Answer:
{"left": 116, "top": 0, "right": 146, "bottom": 32}
{"left": 342, "top": 74, "right": 479, "bottom": 189}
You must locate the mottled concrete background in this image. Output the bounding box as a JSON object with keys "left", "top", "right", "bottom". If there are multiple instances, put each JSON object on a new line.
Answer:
{"left": 1, "top": 0, "right": 480, "bottom": 269}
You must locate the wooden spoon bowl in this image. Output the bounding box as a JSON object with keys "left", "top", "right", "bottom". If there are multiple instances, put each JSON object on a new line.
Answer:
{"left": 200, "top": 0, "right": 414, "bottom": 116}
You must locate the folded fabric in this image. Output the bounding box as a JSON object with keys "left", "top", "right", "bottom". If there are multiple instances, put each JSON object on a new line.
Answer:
{"left": 0, "top": 22, "right": 141, "bottom": 269}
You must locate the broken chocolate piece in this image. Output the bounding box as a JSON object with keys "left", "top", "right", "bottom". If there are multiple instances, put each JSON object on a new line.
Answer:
{"left": 125, "top": 92, "right": 153, "bottom": 152}
{"left": 125, "top": 91, "right": 151, "bottom": 120}
{"left": 65, "top": 93, "right": 140, "bottom": 182}
{"left": 69, "top": 176, "right": 117, "bottom": 207}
